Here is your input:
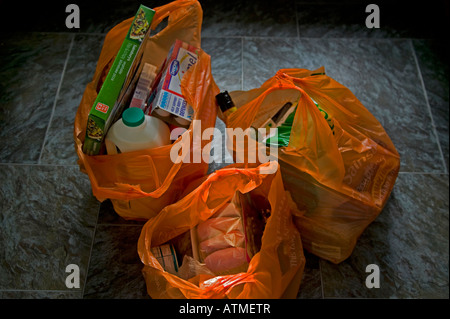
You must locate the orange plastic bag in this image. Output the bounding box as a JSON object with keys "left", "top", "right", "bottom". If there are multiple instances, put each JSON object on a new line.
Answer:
{"left": 74, "top": 0, "right": 220, "bottom": 220}
{"left": 137, "top": 162, "right": 306, "bottom": 299}
{"left": 221, "top": 67, "right": 400, "bottom": 263}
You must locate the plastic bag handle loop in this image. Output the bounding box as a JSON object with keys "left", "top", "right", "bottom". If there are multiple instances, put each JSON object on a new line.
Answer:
{"left": 227, "top": 74, "right": 329, "bottom": 150}
{"left": 151, "top": 0, "right": 201, "bottom": 29}
{"left": 113, "top": 160, "right": 183, "bottom": 199}
{"left": 75, "top": 0, "right": 210, "bottom": 202}
{"left": 225, "top": 72, "right": 345, "bottom": 186}
{"left": 103, "top": 0, "right": 203, "bottom": 199}
{"left": 199, "top": 272, "right": 256, "bottom": 299}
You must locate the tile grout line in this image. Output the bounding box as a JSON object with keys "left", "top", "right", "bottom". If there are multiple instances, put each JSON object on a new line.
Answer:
{"left": 409, "top": 39, "right": 448, "bottom": 174}
{"left": 0, "top": 288, "right": 83, "bottom": 298}
{"left": 24, "top": 31, "right": 108, "bottom": 37}
{"left": 38, "top": 34, "right": 75, "bottom": 164}
{"left": 95, "top": 223, "right": 145, "bottom": 227}
{"left": 295, "top": 0, "right": 300, "bottom": 39}
{"left": 241, "top": 37, "right": 244, "bottom": 91}
{"left": 81, "top": 201, "right": 102, "bottom": 298}
{"left": 26, "top": 30, "right": 430, "bottom": 41}
{"left": 398, "top": 171, "right": 449, "bottom": 175}
{"left": 319, "top": 259, "right": 325, "bottom": 299}
{"left": 0, "top": 162, "right": 79, "bottom": 167}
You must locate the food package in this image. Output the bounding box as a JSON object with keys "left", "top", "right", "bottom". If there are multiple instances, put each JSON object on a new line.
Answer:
{"left": 190, "top": 191, "right": 270, "bottom": 276}
{"left": 146, "top": 39, "right": 200, "bottom": 127}
{"left": 82, "top": 5, "right": 155, "bottom": 155}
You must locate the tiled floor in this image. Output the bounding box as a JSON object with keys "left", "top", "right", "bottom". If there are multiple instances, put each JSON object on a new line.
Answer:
{"left": 0, "top": 0, "right": 448, "bottom": 299}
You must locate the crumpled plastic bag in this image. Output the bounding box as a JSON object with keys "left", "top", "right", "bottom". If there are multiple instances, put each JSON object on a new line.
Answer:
{"left": 74, "top": 0, "right": 220, "bottom": 220}
{"left": 220, "top": 67, "right": 400, "bottom": 263}
{"left": 138, "top": 161, "right": 306, "bottom": 299}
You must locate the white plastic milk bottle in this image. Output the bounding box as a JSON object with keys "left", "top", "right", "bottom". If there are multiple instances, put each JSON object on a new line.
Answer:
{"left": 105, "top": 107, "right": 170, "bottom": 154}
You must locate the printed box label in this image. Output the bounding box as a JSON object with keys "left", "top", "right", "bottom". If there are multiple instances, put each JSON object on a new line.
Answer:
{"left": 95, "top": 102, "right": 109, "bottom": 113}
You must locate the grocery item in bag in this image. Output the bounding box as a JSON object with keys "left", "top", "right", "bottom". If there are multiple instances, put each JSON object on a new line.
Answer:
{"left": 74, "top": 0, "right": 218, "bottom": 221}
{"left": 147, "top": 39, "right": 199, "bottom": 127}
{"left": 129, "top": 63, "right": 157, "bottom": 110}
{"left": 216, "top": 91, "right": 237, "bottom": 117}
{"left": 221, "top": 68, "right": 401, "bottom": 264}
{"left": 150, "top": 244, "right": 179, "bottom": 275}
{"left": 105, "top": 107, "right": 170, "bottom": 154}
{"left": 204, "top": 247, "right": 248, "bottom": 274}
{"left": 83, "top": 5, "right": 155, "bottom": 155}
{"left": 191, "top": 195, "right": 250, "bottom": 276}
{"left": 138, "top": 162, "right": 306, "bottom": 299}
{"left": 264, "top": 105, "right": 296, "bottom": 147}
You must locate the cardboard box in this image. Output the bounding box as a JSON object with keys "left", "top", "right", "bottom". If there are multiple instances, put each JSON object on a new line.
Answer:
{"left": 83, "top": 5, "right": 155, "bottom": 155}
{"left": 129, "top": 63, "right": 157, "bottom": 110}
{"left": 148, "top": 39, "right": 199, "bottom": 127}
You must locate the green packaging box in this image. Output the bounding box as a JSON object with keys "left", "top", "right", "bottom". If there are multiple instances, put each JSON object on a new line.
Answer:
{"left": 83, "top": 5, "right": 155, "bottom": 155}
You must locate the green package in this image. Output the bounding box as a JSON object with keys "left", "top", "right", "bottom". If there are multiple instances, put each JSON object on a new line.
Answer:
{"left": 265, "top": 106, "right": 297, "bottom": 148}
{"left": 83, "top": 5, "right": 155, "bottom": 155}
{"left": 265, "top": 99, "right": 335, "bottom": 148}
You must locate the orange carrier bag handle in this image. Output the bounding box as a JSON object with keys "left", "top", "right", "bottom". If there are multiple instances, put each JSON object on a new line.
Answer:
{"left": 224, "top": 68, "right": 346, "bottom": 189}
{"left": 74, "top": 0, "right": 214, "bottom": 202}
{"left": 223, "top": 66, "right": 399, "bottom": 198}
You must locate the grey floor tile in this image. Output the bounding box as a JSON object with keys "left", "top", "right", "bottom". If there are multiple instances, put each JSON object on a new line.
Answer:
{"left": 83, "top": 224, "right": 149, "bottom": 299}
{"left": 0, "top": 0, "right": 165, "bottom": 34}
{"left": 199, "top": 0, "right": 245, "bottom": 37}
{"left": 0, "top": 2, "right": 71, "bottom": 33}
{"left": 413, "top": 39, "right": 449, "bottom": 172}
{"left": 78, "top": 1, "right": 149, "bottom": 34}
{"left": 0, "top": 33, "right": 72, "bottom": 163}
{"left": 297, "top": 251, "right": 322, "bottom": 299}
{"left": 97, "top": 199, "right": 146, "bottom": 225}
{"left": 0, "top": 290, "right": 82, "bottom": 299}
{"left": 1, "top": 1, "right": 447, "bottom": 38}
{"left": 296, "top": 1, "right": 449, "bottom": 39}
{"left": 242, "top": 37, "right": 444, "bottom": 173}
{"left": 201, "top": 38, "right": 242, "bottom": 92}
{"left": 78, "top": 0, "right": 173, "bottom": 34}
{"left": 0, "top": 165, "right": 99, "bottom": 291}
{"left": 0, "top": 1, "right": 167, "bottom": 34}
{"left": 242, "top": 37, "right": 303, "bottom": 90}
{"left": 321, "top": 173, "right": 449, "bottom": 298}
{"left": 201, "top": 0, "right": 298, "bottom": 38}
{"left": 40, "top": 34, "right": 105, "bottom": 165}
{"left": 308, "top": 38, "right": 445, "bottom": 174}
{"left": 237, "top": 0, "right": 298, "bottom": 38}
{"left": 297, "top": 2, "right": 387, "bottom": 38}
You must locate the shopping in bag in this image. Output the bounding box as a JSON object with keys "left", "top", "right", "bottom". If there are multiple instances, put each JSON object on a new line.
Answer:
{"left": 74, "top": 0, "right": 220, "bottom": 220}
{"left": 220, "top": 67, "right": 401, "bottom": 263}
{"left": 137, "top": 161, "right": 306, "bottom": 299}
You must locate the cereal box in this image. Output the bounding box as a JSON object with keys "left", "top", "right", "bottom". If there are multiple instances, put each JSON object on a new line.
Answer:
{"left": 83, "top": 5, "right": 155, "bottom": 155}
